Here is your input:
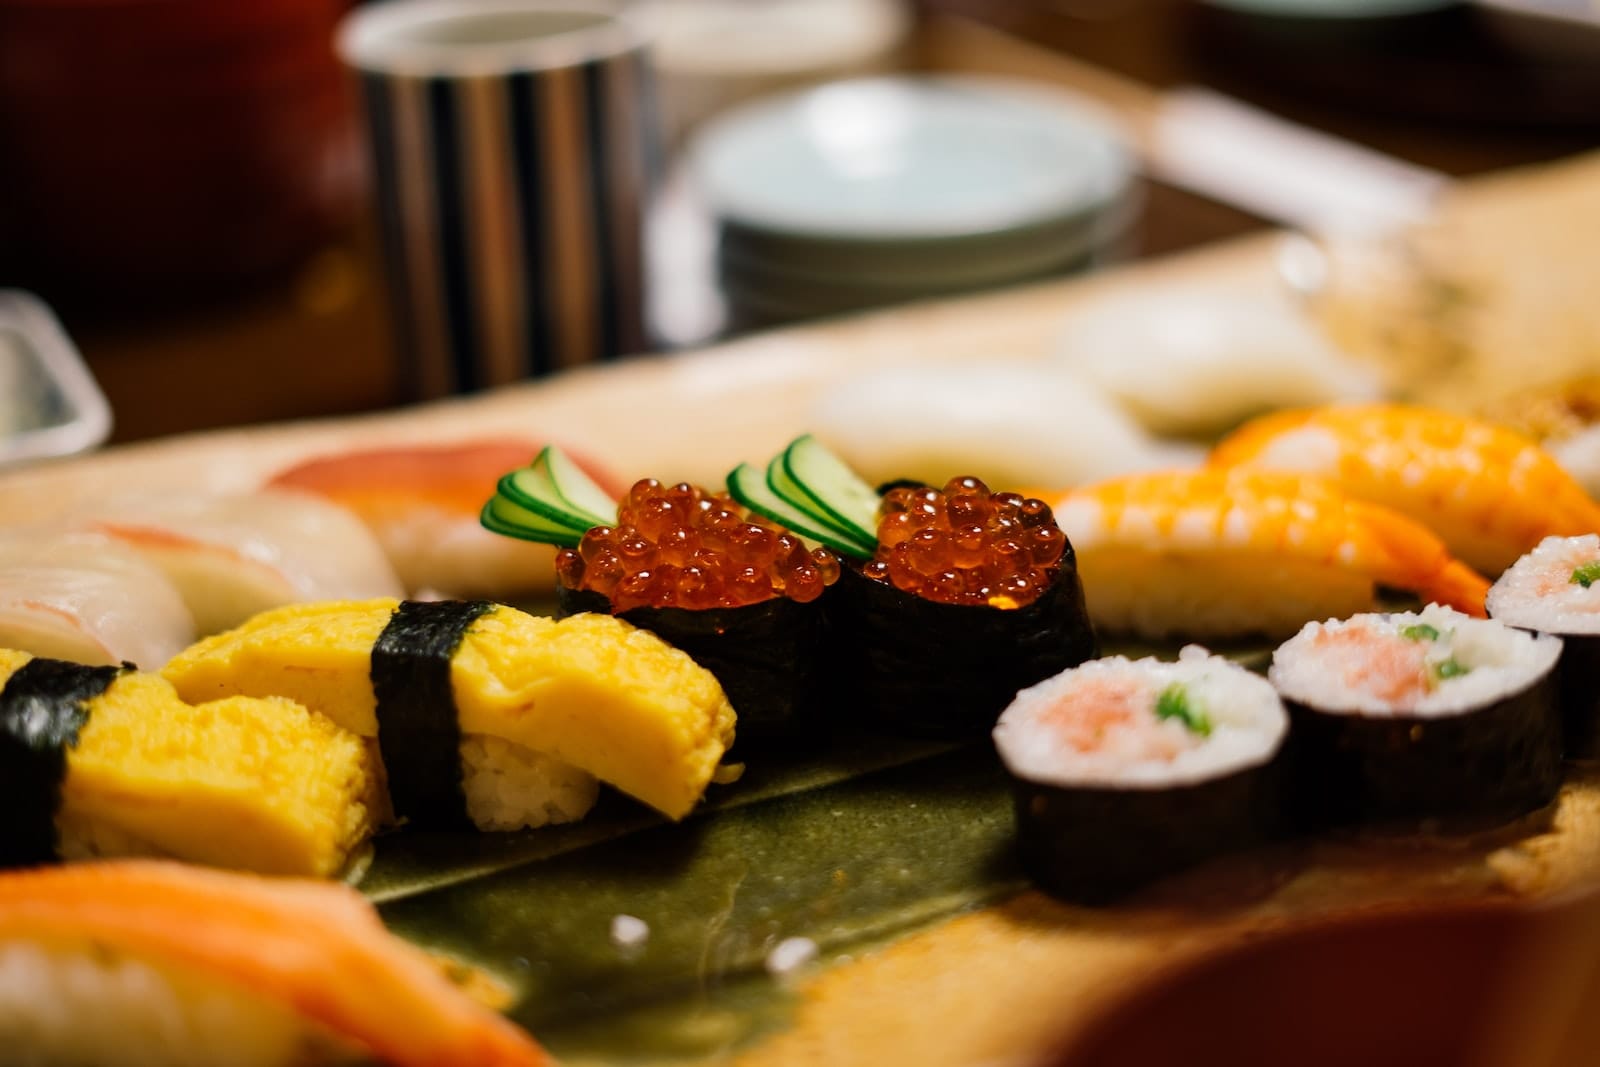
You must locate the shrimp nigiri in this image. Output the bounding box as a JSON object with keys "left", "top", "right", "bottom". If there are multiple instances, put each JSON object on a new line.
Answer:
{"left": 0, "top": 859, "right": 547, "bottom": 1066}
{"left": 1051, "top": 470, "right": 1490, "bottom": 640}
{"left": 1209, "top": 403, "right": 1600, "bottom": 577}
{"left": 267, "top": 439, "right": 624, "bottom": 598}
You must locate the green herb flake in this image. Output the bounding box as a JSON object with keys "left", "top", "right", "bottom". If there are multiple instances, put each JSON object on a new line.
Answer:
{"left": 1571, "top": 561, "right": 1600, "bottom": 588}
{"left": 1433, "top": 658, "right": 1471, "bottom": 682}
{"left": 1399, "top": 623, "right": 1441, "bottom": 642}
{"left": 1155, "top": 683, "right": 1213, "bottom": 738}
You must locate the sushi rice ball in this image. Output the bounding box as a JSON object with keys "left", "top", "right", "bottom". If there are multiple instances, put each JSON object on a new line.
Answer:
{"left": 993, "top": 647, "right": 1287, "bottom": 903}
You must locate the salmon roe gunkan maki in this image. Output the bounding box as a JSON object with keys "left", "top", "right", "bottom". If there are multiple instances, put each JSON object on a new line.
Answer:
{"left": 556, "top": 479, "right": 841, "bottom": 612}
{"left": 863, "top": 478, "right": 1066, "bottom": 608}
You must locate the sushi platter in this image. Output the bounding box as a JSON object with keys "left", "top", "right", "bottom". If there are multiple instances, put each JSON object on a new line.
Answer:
{"left": 1, "top": 150, "right": 1600, "bottom": 1067}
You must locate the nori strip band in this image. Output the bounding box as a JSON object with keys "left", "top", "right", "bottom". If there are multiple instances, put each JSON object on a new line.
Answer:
{"left": 1011, "top": 760, "right": 1282, "bottom": 905}
{"left": 1284, "top": 672, "right": 1564, "bottom": 829}
{"left": 829, "top": 559, "right": 1098, "bottom": 740}
{"left": 557, "top": 584, "right": 831, "bottom": 749}
{"left": 372, "top": 599, "right": 492, "bottom": 828}
{"left": 1555, "top": 634, "right": 1600, "bottom": 758}
{"left": 0, "top": 658, "right": 127, "bottom": 866}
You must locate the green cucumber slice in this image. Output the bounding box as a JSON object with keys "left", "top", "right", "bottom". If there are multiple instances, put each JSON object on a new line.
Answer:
{"left": 727, "top": 463, "right": 875, "bottom": 559}
{"left": 765, "top": 454, "right": 873, "bottom": 553}
{"left": 497, "top": 448, "right": 617, "bottom": 533}
{"left": 479, "top": 494, "right": 588, "bottom": 547}
{"left": 775, "top": 434, "right": 881, "bottom": 546}
{"left": 532, "top": 445, "right": 620, "bottom": 526}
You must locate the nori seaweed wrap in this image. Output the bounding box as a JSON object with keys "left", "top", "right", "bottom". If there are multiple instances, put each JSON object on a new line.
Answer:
{"left": 829, "top": 478, "right": 1096, "bottom": 740}
{"left": 1487, "top": 534, "right": 1600, "bottom": 758}
{"left": 0, "top": 657, "right": 126, "bottom": 865}
{"left": 994, "top": 648, "right": 1288, "bottom": 904}
{"left": 1270, "top": 605, "right": 1564, "bottom": 829}
{"left": 831, "top": 559, "right": 1097, "bottom": 739}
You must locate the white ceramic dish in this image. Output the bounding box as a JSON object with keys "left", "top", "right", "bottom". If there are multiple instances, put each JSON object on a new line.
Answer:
{"left": 688, "top": 74, "right": 1135, "bottom": 243}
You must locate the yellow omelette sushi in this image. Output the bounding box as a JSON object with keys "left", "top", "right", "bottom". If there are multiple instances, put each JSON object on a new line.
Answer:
{"left": 1051, "top": 469, "right": 1491, "bottom": 640}
{"left": 1209, "top": 403, "right": 1600, "bottom": 576}
{"left": 163, "top": 598, "right": 736, "bottom": 827}
{"left": 0, "top": 649, "right": 377, "bottom": 878}
{"left": 0, "top": 860, "right": 546, "bottom": 1066}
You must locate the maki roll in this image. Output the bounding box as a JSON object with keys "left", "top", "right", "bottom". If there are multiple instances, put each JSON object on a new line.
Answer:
{"left": 993, "top": 648, "right": 1288, "bottom": 904}
{"left": 1270, "top": 604, "right": 1564, "bottom": 828}
{"left": 162, "top": 598, "right": 737, "bottom": 826}
{"left": 0, "top": 649, "right": 379, "bottom": 878}
{"left": 1487, "top": 534, "right": 1600, "bottom": 757}
{"left": 553, "top": 478, "right": 840, "bottom": 746}
{"left": 829, "top": 477, "right": 1097, "bottom": 739}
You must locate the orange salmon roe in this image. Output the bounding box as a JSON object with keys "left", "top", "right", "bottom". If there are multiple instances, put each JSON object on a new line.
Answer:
{"left": 556, "top": 478, "right": 841, "bottom": 611}
{"left": 860, "top": 477, "right": 1065, "bottom": 608}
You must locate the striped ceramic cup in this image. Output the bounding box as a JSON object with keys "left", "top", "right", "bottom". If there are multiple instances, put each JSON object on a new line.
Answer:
{"left": 337, "top": 0, "right": 656, "bottom": 400}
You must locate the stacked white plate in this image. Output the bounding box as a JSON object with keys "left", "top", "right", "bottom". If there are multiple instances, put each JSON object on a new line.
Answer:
{"left": 686, "top": 75, "right": 1139, "bottom": 330}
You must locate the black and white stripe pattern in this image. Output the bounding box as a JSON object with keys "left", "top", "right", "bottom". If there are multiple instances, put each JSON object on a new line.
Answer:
{"left": 344, "top": 2, "right": 656, "bottom": 401}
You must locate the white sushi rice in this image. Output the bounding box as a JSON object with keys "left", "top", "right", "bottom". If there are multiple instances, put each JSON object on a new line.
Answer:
{"left": 1270, "top": 603, "right": 1562, "bottom": 718}
{"left": 460, "top": 734, "right": 600, "bottom": 831}
{"left": 0, "top": 941, "right": 352, "bottom": 1066}
{"left": 1065, "top": 543, "right": 1380, "bottom": 641}
{"left": 1487, "top": 534, "right": 1600, "bottom": 636}
{"left": 993, "top": 647, "right": 1287, "bottom": 788}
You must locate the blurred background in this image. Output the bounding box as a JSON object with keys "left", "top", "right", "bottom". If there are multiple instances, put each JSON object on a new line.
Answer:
{"left": 0, "top": 0, "right": 1596, "bottom": 444}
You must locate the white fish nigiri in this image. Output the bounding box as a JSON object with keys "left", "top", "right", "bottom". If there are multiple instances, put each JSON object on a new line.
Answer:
{"left": 1055, "top": 285, "right": 1379, "bottom": 437}
{"left": 67, "top": 490, "right": 403, "bottom": 636}
{"left": 0, "top": 530, "right": 195, "bottom": 669}
{"left": 810, "top": 361, "right": 1199, "bottom": 492}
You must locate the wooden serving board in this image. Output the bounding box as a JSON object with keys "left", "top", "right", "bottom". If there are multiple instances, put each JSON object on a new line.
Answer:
{"left": 5, "top": 150, "right": 1600, "bottom": 1067}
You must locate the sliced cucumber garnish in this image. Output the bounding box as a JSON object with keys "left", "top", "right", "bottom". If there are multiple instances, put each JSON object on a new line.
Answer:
{"left": 765, "top": 454, "right": 873, "bottom": 554}
{"left": 479, "top": 494, "right": 588, "bottom": 547}
{"left": 533, "top": 445, "right": 619, "bottom": 526}
{"left": 497, "top": 446, "right": 618, "bottom": 532}
{"left": 775, "top": 434, "right": 880, "bottom": 547}
{"left": 727, "top": 463, "right": 874, "bottom": 559}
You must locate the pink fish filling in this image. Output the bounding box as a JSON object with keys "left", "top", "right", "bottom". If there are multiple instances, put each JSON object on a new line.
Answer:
{"left": 1040, "top": 676, "right": 1196, "bottom": 763}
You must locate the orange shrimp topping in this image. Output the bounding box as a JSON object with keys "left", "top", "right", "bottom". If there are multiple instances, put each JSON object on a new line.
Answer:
{"left": 1053, "top": 469, "right": 1491, "bottom": 617}
{"left": 1210, "top": 404, "right": 1600, "bottom": 576}
{"left": 0, "top": 860, "right": 547, "bottom": 1067}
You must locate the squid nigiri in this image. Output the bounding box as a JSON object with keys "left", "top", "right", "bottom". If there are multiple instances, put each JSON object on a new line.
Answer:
{"left": 0, "top": 530, "right": 194, "bottom": 669}
{"left": 1209, "top": 403, "right": 1600, "bottom": 577}
{"left": 67, "top": 489, "right": 404, "bottom": 636}
{"left": 0, "top": 859, "right": 547, "bottom": 1066}
{"left": 1051, "top": 470, "right": 1490, "bottom": 640}
{"left": 267, "top": 439, "right": 625, "bottom": 598}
